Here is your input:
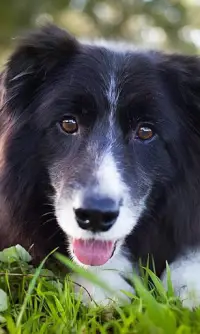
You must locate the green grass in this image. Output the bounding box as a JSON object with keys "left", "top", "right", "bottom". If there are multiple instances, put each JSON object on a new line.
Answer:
{"left": 0, "top": 245, "right": 199, "bottom": 334}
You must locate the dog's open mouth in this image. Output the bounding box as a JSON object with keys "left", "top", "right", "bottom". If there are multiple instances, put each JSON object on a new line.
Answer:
{"left": 72, "top": 238, "right": 117, "bottom": 266}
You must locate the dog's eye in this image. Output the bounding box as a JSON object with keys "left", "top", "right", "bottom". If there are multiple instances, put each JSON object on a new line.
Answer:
{"left": 60, "top": 117, "right": 78, "bottom": 134}
{"left": 136, "top": 125, "right": 154, "bottom": 141}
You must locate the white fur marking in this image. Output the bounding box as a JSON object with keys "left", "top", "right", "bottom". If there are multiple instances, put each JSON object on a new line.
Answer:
{"left": 107, "top": 74, "right": 118, "bottom": 113}
{"left": 95, "top": 152, "right": 122, "bottom": 201}
{"left": 55, "top": 151, "right": 145, "bottom": 242}
{"left": 106, "top": 68, "right": 119, "bottom": 142}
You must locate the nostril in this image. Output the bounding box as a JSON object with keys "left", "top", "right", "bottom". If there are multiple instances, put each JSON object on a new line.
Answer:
{"left": 103, "top": 211, "right": 119, "bottom": 224}
{"left": 74, "top": 208, "right": 91, "bottom": 231}
{"left": 74, "top": 208, "right": 90, "bottom": 223}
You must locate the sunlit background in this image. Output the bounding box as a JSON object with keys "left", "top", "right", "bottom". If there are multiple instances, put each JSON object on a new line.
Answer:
{"left": 0, "top": 0, "right": 200, "bottom": 66}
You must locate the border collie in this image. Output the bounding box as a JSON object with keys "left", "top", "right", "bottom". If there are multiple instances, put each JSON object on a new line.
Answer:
{"left": 0, "top": 24, "right": 200, "bottom": 308}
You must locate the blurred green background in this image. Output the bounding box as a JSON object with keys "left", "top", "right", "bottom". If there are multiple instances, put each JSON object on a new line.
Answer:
{"left": 0, "top": 0, "right": 200, "bottom": 66}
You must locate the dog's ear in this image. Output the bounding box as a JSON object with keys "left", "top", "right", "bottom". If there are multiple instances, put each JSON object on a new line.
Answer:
{"left": 4, "top": 24, "right": 79, "bottom": 110}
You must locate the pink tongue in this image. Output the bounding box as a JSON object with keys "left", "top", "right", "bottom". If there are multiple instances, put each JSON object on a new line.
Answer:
{"left": 72, "top": 239, "right": 114, "bottom": 266}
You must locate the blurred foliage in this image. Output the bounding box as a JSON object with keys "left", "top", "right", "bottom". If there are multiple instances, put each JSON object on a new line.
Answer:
{"left": 0, "top": 0, "right": 200, "bottom": 65}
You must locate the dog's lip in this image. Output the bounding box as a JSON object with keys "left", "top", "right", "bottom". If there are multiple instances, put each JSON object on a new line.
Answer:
{"left": 110, "top": 240, "right": 117, "bottom": 257}
{"left": 70, "top": 238, "right": 119, "bottom": 266}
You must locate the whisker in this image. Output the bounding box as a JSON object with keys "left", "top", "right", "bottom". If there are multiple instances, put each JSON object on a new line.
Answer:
{"left": 41, "top": 211, "right": 55, "bottom": 218}
{"left": 43, "top": 203, "right": 55, "bottom": 207}
{"left": 42, "top": 217, "right": 56, "bottom": 226}
{"left": 47, "top": 228, "right": 62, "bottom": 241}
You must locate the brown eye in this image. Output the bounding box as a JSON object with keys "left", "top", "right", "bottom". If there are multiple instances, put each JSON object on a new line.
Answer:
{"left": 61, "top": 117, "right": 78, "bottom": 134}
{"left": 136, "top": 126, "right": 154, "bottom": 141}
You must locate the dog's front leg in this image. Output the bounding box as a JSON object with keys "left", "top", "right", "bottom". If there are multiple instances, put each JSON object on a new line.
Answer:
{"left": 71, "top": 254, "right": 136, "bottom": 306}
{"left": 161, "top": 249, "right": 200, "bottom": 309}
{"left": 72, "top": 268, "right": 135, "bottom": 306}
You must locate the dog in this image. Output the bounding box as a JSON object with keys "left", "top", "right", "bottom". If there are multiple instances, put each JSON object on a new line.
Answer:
{"left": 0, "top": 24, "right": 200, "bottom": 308}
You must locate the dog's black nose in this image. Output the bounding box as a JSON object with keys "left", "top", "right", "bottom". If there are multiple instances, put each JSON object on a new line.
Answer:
{"left": 74, "top": 195, "right": 120, "bottom": 232}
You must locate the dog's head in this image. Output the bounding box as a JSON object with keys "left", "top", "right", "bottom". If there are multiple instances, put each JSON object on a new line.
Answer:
{"left": 3, "top": 25, "right": 200, "bottom": 267}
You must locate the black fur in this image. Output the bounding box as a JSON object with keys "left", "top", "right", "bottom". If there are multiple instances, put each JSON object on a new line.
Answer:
{"left": 1, "top": 24, "right": 200, "bottom": 275}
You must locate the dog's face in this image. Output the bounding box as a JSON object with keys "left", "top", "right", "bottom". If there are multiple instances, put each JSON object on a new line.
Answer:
{"left": 46, "top": 49, "right": 179, "bottom": 267}
{"left": 4, "top": 25, "right": 200, "bottom": 267}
